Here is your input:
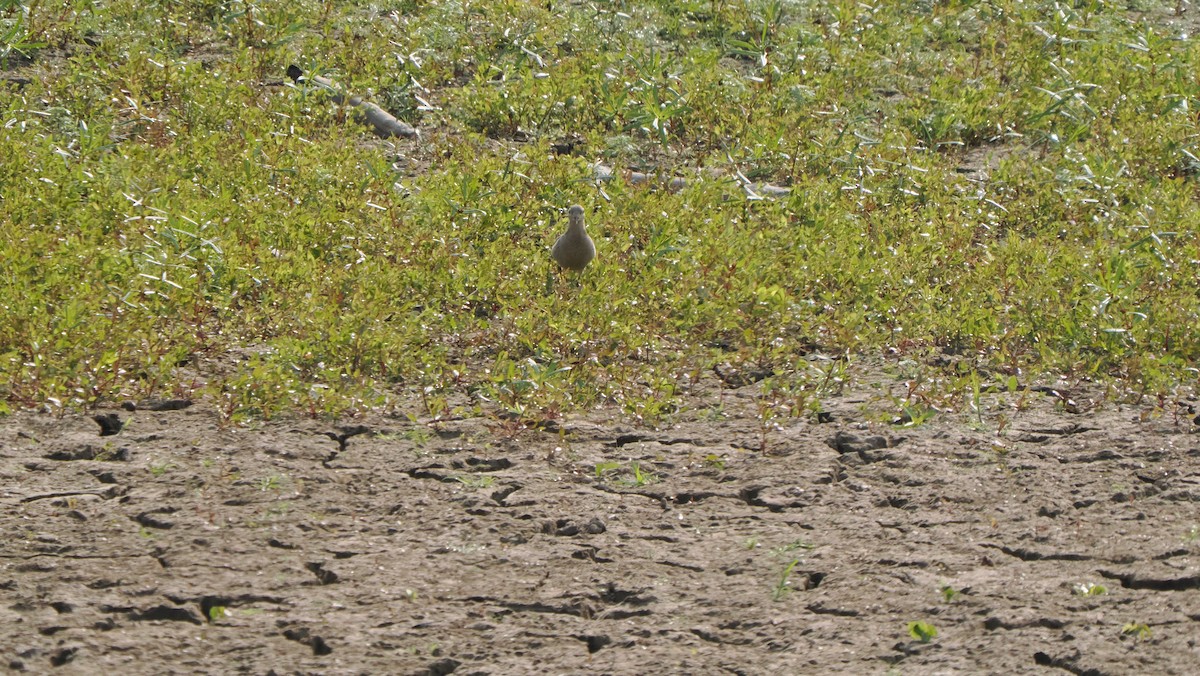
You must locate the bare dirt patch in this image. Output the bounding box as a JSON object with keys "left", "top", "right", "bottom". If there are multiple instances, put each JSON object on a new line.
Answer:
{"left": 3, "top": 368, "right": 1199, "bottom": 674}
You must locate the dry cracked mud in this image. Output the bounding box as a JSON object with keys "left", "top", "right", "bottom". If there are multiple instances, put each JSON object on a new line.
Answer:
{"left": 3, "top": 367, "right": 1199, "bottom": 674}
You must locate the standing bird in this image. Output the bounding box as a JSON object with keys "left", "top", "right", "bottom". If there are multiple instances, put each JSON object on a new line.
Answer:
{"left": 552, "top": 205, "right": 595, "bottom": 271}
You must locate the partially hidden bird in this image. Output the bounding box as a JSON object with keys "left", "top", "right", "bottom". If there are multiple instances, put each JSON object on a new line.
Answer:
{"left": 551, "top": 205, "right": 595, "bottom": 271}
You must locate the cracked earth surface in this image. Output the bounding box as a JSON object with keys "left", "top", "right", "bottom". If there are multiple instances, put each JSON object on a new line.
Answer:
{"left": 3, "top": 368, "right": 1199, "bottom": 674}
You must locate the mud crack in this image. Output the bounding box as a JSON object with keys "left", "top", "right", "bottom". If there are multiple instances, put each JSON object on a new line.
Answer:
{"left": 1033, "top": 650, "right": 1107, "bottom": 676}
{"left": 282, "top": 626, "right": 333, "bottom": 656}
{"left": 320, "top": 425, "right": 371, "bottom": 467}
{"left": 1097, "top": 569, "right": 1200, "bottom": 591}
{"left": 981, "top": 543, "right": 1091, "bottom": 562}
{"left": 608, "top": 433, "right": 702, "bottom": 448}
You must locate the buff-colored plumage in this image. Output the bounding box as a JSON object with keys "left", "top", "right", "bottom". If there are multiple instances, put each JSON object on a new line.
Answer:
{"left": 551, "top": 205, "right": 595, "bottom": 271}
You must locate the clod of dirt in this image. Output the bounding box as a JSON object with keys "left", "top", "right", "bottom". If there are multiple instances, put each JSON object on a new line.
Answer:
{"left": 582, "top": 517, "right": 607, "bottom": 534}
{"left": 690, "top": 626, "right": 724, "bottom": 644}
{"left": 49, "top": 647, "right": 77, "bottom": 667}
{"left": 128, "top": 604, "right": 203, "bottom": 625}
{"left": 418, "top": 657, "right": 461, "bottom": 676}
{"left": 597, "top": 582, "right": 655, "bottom": 606}
{"left": 46, "top": 445, "right": 130, "bottom": 462}
{"left": 737, "top": 485, "right": 806, "bottom": 512}
{"left": 543, "top": 517, "right": 606, "bottom": 536}
{"left": 134, "top": 510, "right": 176, "bottom": 530}
{"left": 406, "top": 467, "right": 456, "bottom": 483}
{"left": 88, "top": 469, "right": 119, "bottom": 483}
{"left": 92, "top": 413, "right": 123, "bottom": 436}
{"left": 309, "top": 636, "right": 332, "bottom": 656}
{"left": 305, "top": 561, "right": 339, "bottom": 585}
{"left": 576, "top": 634, "right": 611, "bottom": 653}
{"left": 827, "top": 432, "right": 903, "bottom": 464}
{"left": 826, "top": 432, "right": 890, "bottom": 454}
{"left": 490, "top": 483, "right": 522, "bottom": 506}
{"left": 282, "top": 627, "right": 333, "bottom": 656}
{"left": 571, "top": 546, "right": 614, "bottom": 563}
{"left": 671, "top": 491, "right": 716, "bottom": 505}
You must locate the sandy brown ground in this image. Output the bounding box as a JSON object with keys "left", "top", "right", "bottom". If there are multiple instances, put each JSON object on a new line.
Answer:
{"left": 2, "top": 364, "right": 1199, "bottom": 675}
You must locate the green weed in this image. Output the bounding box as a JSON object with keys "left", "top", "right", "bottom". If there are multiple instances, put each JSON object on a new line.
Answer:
{"left": 454, "top": 475, "right": 496, "bottom": 489}
{"left": 0, "top": 1, "right": 1197, "bottom": 420}
{"left": 594, "top": 461, "right": 621, "bottom": 478}
{"left": 907, "top": 621, "right": 938, "bottom": 643}
{"left": 771, "top": 558, "right": 799, "bottom": 601}
{"left": 1073, "top": 583, "right": 1108, "bottom": 597}
{"left": 1121, "top": 622, "right": 1151, "bottom": 640}
{"left": 770, "top": 539, "right": 814, "bottom": 557}
{"left": 624, "top": 462, "right": 657, "bottom": 487}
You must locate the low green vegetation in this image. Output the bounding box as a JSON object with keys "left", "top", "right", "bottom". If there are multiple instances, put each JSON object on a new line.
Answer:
{"left": 594, "top": 460, "right": 657, "bottom": 486}
{"left": 907, "top": 620, "right": 938, "bottom": 643}
{"left": 1121, "top": 621, "right": 1152, "bottom": 640}
{"left": 1073, "top": 582, "right": 1108, "bottom": 597}
{"left": 771, "top": 558, "right": 800, "bottom": 601}
{"left": 454, "top": 474, "right": 496, "bottom": 489}
{"left": 624, "top": 461, "right": 657, "bottom": 487}
{"left": 940, "top": 585, "right": 961, "bottom": 602}
{"left": 770, "top": 539, "right": 813, "bottom": 557}
{"left": 1, "top": 1, "right": 1197, "bottom": 421}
